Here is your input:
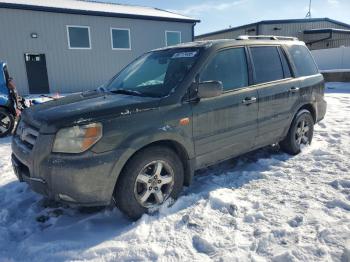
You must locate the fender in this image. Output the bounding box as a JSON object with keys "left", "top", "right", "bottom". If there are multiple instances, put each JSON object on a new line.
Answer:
{"left": 120, "top": 126, "right": 194, "bottom": 157}
{"left": 105, "top": 128, "right": 195, "bottom": 197}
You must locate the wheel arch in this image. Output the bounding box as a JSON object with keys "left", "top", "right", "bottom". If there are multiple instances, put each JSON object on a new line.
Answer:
{"left": 280, "top": 104, "right": 315, "bottom": 155}
{"left": 297, "top": 103, "right": 316, "bottom": 123}
{"left": 281, "top": 103, "right": 316, "bottom": 141}
{"left": 112, "top": 139, "right": 195, "bottom": 197}
{"left": 141, "top": 140, "right": 193, "bottom": 186}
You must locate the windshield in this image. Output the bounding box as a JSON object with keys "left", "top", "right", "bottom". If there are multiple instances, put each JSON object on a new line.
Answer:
{"left": 105, "top": 48, "right": 201, "bottom": 97}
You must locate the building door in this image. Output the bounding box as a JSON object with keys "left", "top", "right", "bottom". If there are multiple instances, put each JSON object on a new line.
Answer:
{"left": 24, "top": 54, "right": 49, "bottom": 94}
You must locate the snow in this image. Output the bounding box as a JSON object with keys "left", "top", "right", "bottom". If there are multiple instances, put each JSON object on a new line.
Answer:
{"left": 321, "top": 69, "right": 350, "bottom": 73}
{"left": 0, "top": 0, "right": 197, "bottom": 22}
{"left": 1, "top": 84, "right": 350, "bottom": 261}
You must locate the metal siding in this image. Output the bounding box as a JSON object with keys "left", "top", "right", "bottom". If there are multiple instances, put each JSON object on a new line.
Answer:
{"left": 254, "top": 21, "right": 350, "bottom": 50}
{"left": 0, "top": 8, "right": 193, "bottom": 94}
{"left": 259, "top": 21, "right": 350, "bottom": 38}
{"left": 196, "top": 20, "right": 350, "bottom": 50}
{"left": 197, "top": 26, "right": 255, "bottom": 40}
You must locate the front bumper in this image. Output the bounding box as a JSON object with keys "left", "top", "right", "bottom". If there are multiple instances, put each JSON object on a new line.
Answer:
{"left": 11, "top": 129, "right": 121, "bottom": 206}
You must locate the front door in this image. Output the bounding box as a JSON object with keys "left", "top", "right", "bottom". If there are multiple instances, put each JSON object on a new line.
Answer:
{"left": 24, "top": 54, "right": 50, "bottom": 94}
{"left": 192, "top": 47, "right": 258, "bottom": 168}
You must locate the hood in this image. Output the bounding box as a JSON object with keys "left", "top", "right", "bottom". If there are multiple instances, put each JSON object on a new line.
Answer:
{"left": 22, "top": 90, "right": 160, "bottom": 133}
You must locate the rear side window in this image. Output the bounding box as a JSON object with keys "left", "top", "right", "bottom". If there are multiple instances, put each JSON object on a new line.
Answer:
{"left": 250, "top": 46, "right": 284, "bottom": 84}
{"left": 287, "top": 45, "right": 318, "bottom": 77}
{"left": 200, "top": 47, "right": 248, "bottom": 91}
{"left": 279, "top": 49, "right": 292, "bottom": 78}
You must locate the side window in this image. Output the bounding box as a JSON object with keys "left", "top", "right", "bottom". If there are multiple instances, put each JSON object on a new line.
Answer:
{"left": 200, "top": 48, "right": 248, "bottom": 91}
{"left": 287, "top": 45, "right": 319, "bottom": 77}
{"left": 250, "top": 46, "right": 284, "bottom": 84}
{"left": 279, "top": 48, "right": 292, "bottom": 78}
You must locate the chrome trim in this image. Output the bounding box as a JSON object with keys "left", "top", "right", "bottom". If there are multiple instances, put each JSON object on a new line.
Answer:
{"left": 29, "top": 177, "right": 46, "bottom": 184}
{"left": 237, "top": 35, "right": 298, "bottom": 41}
{"left": 16, "top": 121, "right": 39, "bottom": 148}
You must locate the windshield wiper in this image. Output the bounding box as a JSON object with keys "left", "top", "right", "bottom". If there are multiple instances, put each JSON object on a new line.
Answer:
{"left": 109, "top": 89, "right": 145, "bottom": 97}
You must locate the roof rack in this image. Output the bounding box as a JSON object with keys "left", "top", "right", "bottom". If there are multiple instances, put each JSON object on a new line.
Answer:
{"left": 236, "top": 35, "right": 298, "bottom": 41}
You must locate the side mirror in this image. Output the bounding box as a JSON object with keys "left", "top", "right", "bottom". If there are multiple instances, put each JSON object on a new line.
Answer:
{"left": 197, "top": 81, "right": 223, "bottom": 99}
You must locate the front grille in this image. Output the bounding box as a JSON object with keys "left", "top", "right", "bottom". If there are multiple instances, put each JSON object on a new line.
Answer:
{"left": 16, "top": 120, "right": 39, "bottom": 150}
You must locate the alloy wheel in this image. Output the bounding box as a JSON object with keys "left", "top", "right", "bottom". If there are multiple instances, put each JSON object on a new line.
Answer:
{"left": 295, "top": 119, "right": 310, "bottom": 145}
{"left": 133, "top": 160, "right": 175, "bottom": 208}
{"left": 0, "top": 112, "right": 11, "bottom": 135}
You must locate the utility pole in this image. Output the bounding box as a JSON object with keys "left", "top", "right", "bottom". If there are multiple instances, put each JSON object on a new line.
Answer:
{"left": 305, "top": 0, "right": 312, "bottom": 18}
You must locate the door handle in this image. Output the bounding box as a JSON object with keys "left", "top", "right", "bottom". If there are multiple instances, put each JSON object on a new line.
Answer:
{"left": 242, "top": 97, "right": 257, "bottom": 105}
{"left": 289, "top": 87, "right": 300, "bottom": 93}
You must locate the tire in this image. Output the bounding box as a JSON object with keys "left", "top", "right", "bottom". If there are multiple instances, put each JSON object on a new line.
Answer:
{"left": 0, "top": 108, "right": 15, "bottom": 138}
{"left": 280, "top": 109, "right": 314, "bottom": 155}
{"left": 114, "top": 146, "right": 184, "bottom": 220}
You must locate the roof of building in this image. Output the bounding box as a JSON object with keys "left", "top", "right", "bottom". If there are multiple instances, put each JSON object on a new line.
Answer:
{"left": 196, "top": 18, "right": 350, "bottom": 38}
{"left": 0, "top": 0, "right": 200, "bottom": 23}
{"left": 304, "top": 28, "right": 350, "bottom": 35}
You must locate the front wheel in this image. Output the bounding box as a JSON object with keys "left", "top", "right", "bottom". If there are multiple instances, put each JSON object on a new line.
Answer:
{"left": 0, "top": 108, "right": 15, "bottom": 138}
{"left": 280, "top": 110, "right": 314, "bottom": 155}
{"left": 114, "top": 146, "right": 184, "bottom": 220}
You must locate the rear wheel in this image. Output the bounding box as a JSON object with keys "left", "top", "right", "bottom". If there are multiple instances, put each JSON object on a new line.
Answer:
{"left": 114, "top": 146, "right": 184, "bottom": 220}
{"left": 280, "top": 110, "right": 314, "bottom": 155}
{"left": 0, "top": 108, "right": 15, "bottom": 138}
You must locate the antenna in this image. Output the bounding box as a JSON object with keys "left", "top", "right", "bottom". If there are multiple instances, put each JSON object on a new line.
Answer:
{"left": 305, "top": 0, "right": 312, "bottom": 18}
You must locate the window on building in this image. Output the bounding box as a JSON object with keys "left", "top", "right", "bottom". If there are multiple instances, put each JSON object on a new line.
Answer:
{"left": 111, "top": 28, "right": 131, "bottom": 50}
{"left": 166, "top": 31, "right": 181, "bottom": 46}
{"left": 287, "top": 45, "right": 319, "bottom": 77}
{"left": 250, "top": 46, "right": 284, "bottom": 84}
{"left": 200, "top": 47, "right": 249, "bottom": 91}
{"left": 67, "top": 26, "right": 91, "bottom": 49}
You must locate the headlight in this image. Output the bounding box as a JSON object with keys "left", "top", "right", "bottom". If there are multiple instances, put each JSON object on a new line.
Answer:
{"left": 52, "top": 123, "right": 103, "bottom": 153}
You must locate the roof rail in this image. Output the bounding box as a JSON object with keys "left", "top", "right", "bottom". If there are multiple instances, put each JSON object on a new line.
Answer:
{"left": 236, "top": 35, "right": 298, "bottom": 41}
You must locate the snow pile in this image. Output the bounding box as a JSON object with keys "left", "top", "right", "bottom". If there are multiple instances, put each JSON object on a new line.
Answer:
{"left": 0, "top": 88, "right": 350, "bottom": 261}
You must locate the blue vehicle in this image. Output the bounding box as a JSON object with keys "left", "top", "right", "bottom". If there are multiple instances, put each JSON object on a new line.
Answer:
{"left": 0, "top": 62, "right": 16, "bottom": 137}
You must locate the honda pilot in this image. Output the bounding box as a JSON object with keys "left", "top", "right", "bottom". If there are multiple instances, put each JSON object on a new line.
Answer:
{"left": 12, "top": 36, "right": 327, "bottom": 219}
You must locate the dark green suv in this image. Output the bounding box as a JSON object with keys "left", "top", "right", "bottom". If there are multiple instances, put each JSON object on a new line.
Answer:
{"left": 12, "top": 36, "right": 327, "bottom": 219}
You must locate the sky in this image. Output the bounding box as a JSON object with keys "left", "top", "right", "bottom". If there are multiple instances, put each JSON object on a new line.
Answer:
{"left": 103, "top": 0, "right": 350, "bottom": 35}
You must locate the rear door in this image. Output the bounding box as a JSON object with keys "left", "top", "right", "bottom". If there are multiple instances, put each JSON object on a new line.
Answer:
{"left": 192, "top": 47, "right": 258, "bottom": 168}
{"left": 249, "top": 45, "right": 300, "bottom": 146}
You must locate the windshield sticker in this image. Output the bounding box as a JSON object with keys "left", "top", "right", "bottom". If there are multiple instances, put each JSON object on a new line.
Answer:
{"left": 172, "top": 51, "right": 198, "bottom": 59}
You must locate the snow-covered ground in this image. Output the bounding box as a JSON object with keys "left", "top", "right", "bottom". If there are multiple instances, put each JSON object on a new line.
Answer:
{"left": 1, "top": 83, "right": 350, "bottom": 261}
